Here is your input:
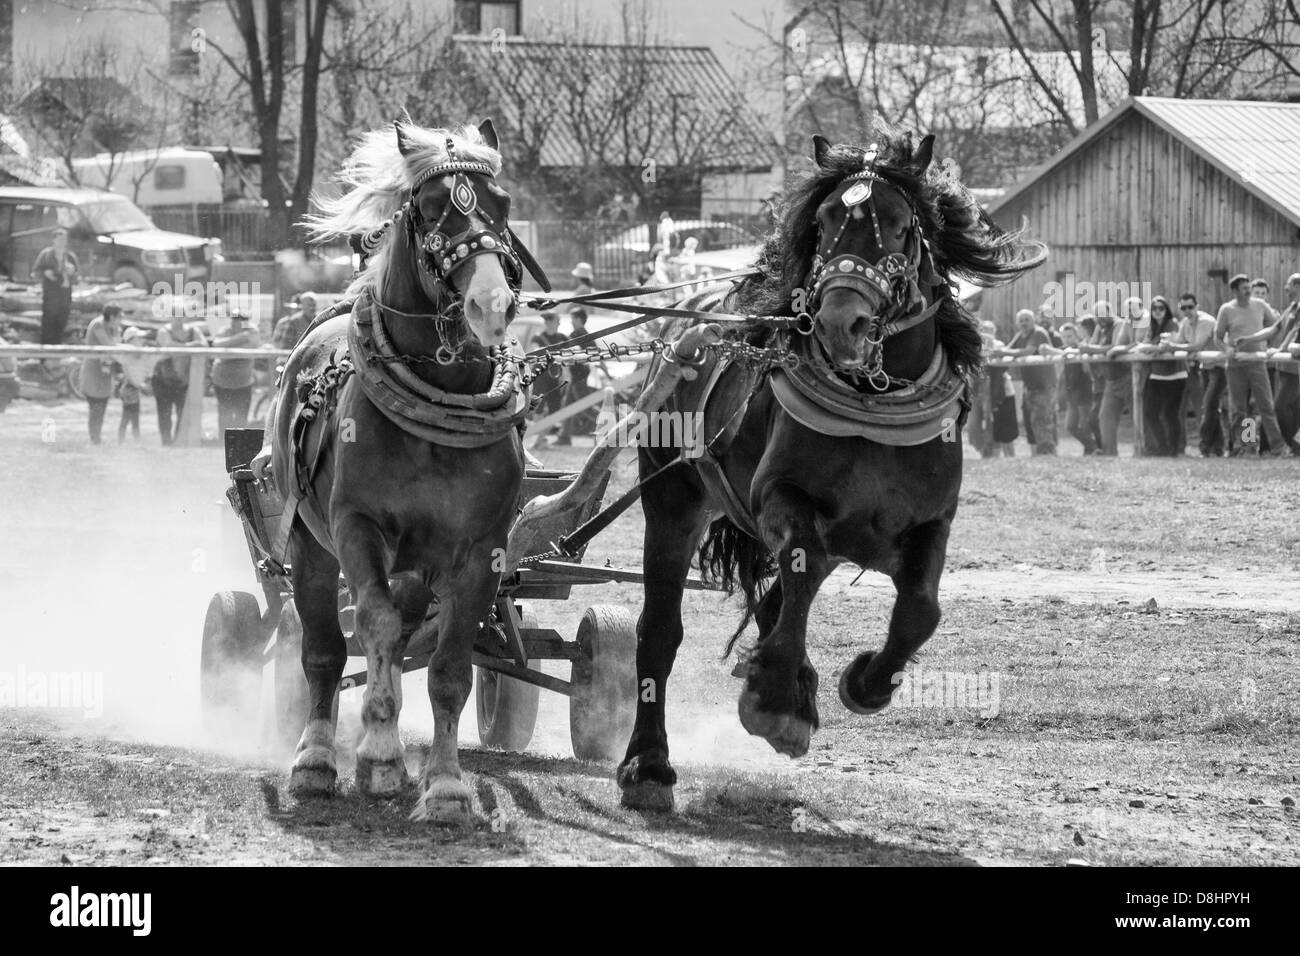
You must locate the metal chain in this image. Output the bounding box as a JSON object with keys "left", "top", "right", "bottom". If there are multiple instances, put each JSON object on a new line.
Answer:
{"left": 515, "top": 336, "right": 800, "bottom": 387}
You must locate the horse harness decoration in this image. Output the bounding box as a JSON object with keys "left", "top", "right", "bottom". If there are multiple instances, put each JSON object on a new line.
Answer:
{"left": 805, "top": 142, "right": 945, "bottom": 391}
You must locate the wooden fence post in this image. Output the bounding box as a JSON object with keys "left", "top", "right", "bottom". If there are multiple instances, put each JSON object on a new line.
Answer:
{"left": 175, "top": 354, "right": 207, "bottom": 448}
{"left": 1131, "top": 361, "right": 1145, "bottom": 457}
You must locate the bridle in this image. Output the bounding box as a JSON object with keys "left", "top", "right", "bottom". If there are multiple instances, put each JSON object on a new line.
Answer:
{"left": 806, "top": 143, "right": 942, "bottom": 388}
{"left": 350, "top": 140, "right": 549, "bottom": 364}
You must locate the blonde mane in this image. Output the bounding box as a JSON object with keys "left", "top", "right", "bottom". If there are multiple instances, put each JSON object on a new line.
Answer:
{"left": 303, "top": 121, "right": 503, "bottom": 295}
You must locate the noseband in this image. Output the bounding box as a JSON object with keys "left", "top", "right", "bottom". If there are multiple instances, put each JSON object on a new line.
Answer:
{"left": 806, "top": 143, "right": 940, "bottom": 386}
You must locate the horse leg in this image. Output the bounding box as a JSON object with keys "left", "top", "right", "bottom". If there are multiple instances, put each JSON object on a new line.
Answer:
{"left": 287, "top": 528, "right": 346, "bottom": 796}
{"left": 739, "top": 482, "right": 829, "bottom": 757}
{"left": 337, "top": 520, "right": 409, "bottom": 798}
{"left": 617, "top": 460, "right": 709, "bottom": 811}
{"left": 839, "top": 518, "right": 949, "bottom": 714}
{"left": 410, "top": 565, "right": 496, "bottom": 823}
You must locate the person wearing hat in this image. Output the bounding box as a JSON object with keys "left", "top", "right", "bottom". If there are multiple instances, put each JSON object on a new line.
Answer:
{"left": 79, "top": 304, "right": 123, "bottom": 445}
{"left": 1215, "top": 273, "right": 1288, "bottom": 456}
{"left": 211, "top": 308, "right": 263, "bottom": 436}
{"left": 570, "top": 262, "right": 595, "bottom": 298}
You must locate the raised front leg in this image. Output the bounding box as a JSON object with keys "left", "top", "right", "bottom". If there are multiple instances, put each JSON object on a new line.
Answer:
{"left": 839, "top": 518, "right": 950, "bottom": 714}
{"left": 336, "top": 515, "right": 409, "bottom": 799}
{"left": 287, "top": 527, "right": 347, "bottom": 796}
{"left": 410, "top": 561, "right": 499, "bottom": 823}
{"left": 617, "top": 458, "right": 709, "bottom": 811}
{"left": 739, "top": 481, "right": 830, "bottom": 757}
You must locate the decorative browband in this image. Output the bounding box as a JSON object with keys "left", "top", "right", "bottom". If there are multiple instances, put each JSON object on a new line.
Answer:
{"left": 410, "top": 160, "right": 496, "bottom": 192}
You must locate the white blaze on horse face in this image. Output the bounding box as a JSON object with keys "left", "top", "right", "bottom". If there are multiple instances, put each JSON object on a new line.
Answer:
{"left": 460, "top": 253, "right": 512, "bottom": 347}
{"left": 443, "top": 174, "right": 512, "bottom": 347}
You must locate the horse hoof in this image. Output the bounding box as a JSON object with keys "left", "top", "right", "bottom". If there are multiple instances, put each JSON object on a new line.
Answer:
{"left": 288, "top": 765, "right": 337, "bottom": 797}
{"left": 620, "top": 780, "right": 675, "bottom": 811}
{"left": 838, "top": 653, "right": 894, "bottom": 715}
{"left": 356, "top": 756, "right": 408, "bottom": 799}
{"left": 410, "top": 778, "right": 475, "bottom": 824}
{"left": 738, "top": 690, "right": 812, "bottom": 758}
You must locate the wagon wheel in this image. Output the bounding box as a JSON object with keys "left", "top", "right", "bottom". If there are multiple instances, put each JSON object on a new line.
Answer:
{"left": 569, "top": 605, "right": 637, "bottom": 761}
{"left": 475, "top": 604, "right": 541, "bottom": 752}
{"left": 64, "top": 362, "right": 84, "bottom": 400}
{"left": 199, "top": 590, "right": 264, "bottom": 735}
{"left": 268, "top": 598, "right": 310, "bottom": 753}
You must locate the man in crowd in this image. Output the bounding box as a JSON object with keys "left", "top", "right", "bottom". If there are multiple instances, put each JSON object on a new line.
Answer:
{"left": 530, "top": 311, "right": 568, "bottom": 442}
{"left": 210, "top": 309, "right": 263, "bottom": 436}
{"left": 999, "top": 308, "right": 1056, "bottom": 454}
{"left": 1041, "top": 321, "right": 1096, "bottom": 454}
{"left": 555, "top": 308, "right": 594, "bottom": 446}
{"left": 1077, "top": 300, "right": 1132, "bottom": 456}
{"left": 1216, "top": 273, "right": 1288, "bottom": 457}
{"left": 1175, "top": 292, "right": 1227, "bottom": 457}
{"left": 272, "top": 292, "right": 317, "bottom": 350}
{"left": 32, "top": 226, "right": 79, "bottom": 346}
{"left": 1271, "top": 274, "right": 1300, "bottom": 452}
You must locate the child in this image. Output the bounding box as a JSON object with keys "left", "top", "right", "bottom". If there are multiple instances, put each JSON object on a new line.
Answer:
{"left": 116, "top": 327, "right": 150, "bottom": 443}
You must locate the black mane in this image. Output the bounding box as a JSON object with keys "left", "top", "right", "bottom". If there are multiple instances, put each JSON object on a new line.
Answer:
{"left": 735, "top": 118, "right": 1046, "bottom": 375}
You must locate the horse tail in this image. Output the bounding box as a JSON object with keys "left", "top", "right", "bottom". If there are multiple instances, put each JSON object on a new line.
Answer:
{"left": 698, "top": 516, "right": 777, "bottom": 657}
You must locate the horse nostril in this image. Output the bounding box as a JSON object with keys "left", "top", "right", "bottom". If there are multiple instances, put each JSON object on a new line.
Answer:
{"left": 850, "top": 315, "right": 872, "bottom": 339}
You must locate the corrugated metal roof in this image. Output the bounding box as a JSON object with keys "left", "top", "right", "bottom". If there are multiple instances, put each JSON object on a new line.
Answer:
{"left": 992, "top": 96, "right": 1300, "bottom": 226}
{"left": 452, "top": 37, "right": 778, "bottom": 171}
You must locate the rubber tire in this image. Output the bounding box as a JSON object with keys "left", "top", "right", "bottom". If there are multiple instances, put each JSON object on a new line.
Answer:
{"left": 64, "top": 362, "right": 84, "bottom": 400}
{"left": 270, "top": 599, "right": 310, "bottom": 752}
{"left": 475, "top": 604, "right": 541, "bottom": 751}
{"left": 112, "top": 265, "right": 148, "bottom": 289}
{"left": 569, "top": 605, "right": 637, "bottom": 761}
{"left": 199, "top": 591, "right": 264, "bottom": 729}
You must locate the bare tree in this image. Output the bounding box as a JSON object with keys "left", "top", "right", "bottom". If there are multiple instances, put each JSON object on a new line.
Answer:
{"left": 13, "top": 39, "right": 175, "bottom": 189}
{"left": 203, "top": 0, "right": 332, "bottom": 247}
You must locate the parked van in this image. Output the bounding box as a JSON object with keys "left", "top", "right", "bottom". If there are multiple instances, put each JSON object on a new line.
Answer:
{"left": 69, "top": 148, "right": 224, "bottom": 208}
{"left": 0, "top": 186, "right": 218, "bottom": 288}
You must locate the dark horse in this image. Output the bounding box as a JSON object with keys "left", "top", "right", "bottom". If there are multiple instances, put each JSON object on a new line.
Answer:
{"left": 269, "top": 119, "right": 533, "bottom": 821}
{"left": 618, "top": 124, "right": 1045, "bottom": 808}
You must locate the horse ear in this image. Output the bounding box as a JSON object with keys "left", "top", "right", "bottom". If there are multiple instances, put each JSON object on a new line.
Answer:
{"left": 478, "top": 117, "right": 499, "bottom": 151}
{"left": 914, "top": 134, "right": 936, "bottom": 174}
{"left": 395, "top": 122, "right": 417, "bottom": 158}
{"left": 812, "top": 134, "right": 833, "bottom": 168}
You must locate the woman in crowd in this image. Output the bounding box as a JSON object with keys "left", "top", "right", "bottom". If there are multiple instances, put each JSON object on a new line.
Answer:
{"left": 78, "top": 304, "right": 123, "bottom": 445}
{"left": 1138, "top": 295, "right": 1187, "bottom": 456}
{"left": 151, "top": 306, "right": 209, "bottom": 445}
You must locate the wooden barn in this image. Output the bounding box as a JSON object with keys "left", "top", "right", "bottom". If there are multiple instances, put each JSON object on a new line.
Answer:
{"left": 979, "top": 97, "right": 1300, "bottom": 332}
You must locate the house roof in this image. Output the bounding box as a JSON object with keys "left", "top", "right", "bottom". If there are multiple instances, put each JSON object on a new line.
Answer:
{"left": 990, "top": 96, "right": 1300, "bottom": 226}
{"left": 451, "top": 36, "right": 778, "bottom": 170}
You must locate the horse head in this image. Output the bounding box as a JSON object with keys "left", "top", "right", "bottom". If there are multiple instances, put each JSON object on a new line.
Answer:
{"left": 393, "top": 118, "right": 529, "bottom": 349}
{"left": 804, "top": 133, "right": 941, "bottom": 379}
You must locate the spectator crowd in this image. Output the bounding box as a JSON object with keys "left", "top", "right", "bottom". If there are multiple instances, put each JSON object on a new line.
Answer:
{"left": 968, "top": 272, "right": 1300, "bottom": 459}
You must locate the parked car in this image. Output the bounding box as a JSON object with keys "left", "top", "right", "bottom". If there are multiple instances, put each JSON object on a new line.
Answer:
{"left": 594, "top": 219, "right": 757, "bottom": 284}
{"left": 0, "top": 186, "right": 219, "bottom": 289}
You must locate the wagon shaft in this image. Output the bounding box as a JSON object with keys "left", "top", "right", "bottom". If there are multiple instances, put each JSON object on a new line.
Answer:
{"left": 503, "top": 322, "right": 722, "bottom": 573}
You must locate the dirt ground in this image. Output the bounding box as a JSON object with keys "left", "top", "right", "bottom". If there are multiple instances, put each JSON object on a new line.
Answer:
{"left": 1, "top": 395, "right": 1297, "bottom": 865}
